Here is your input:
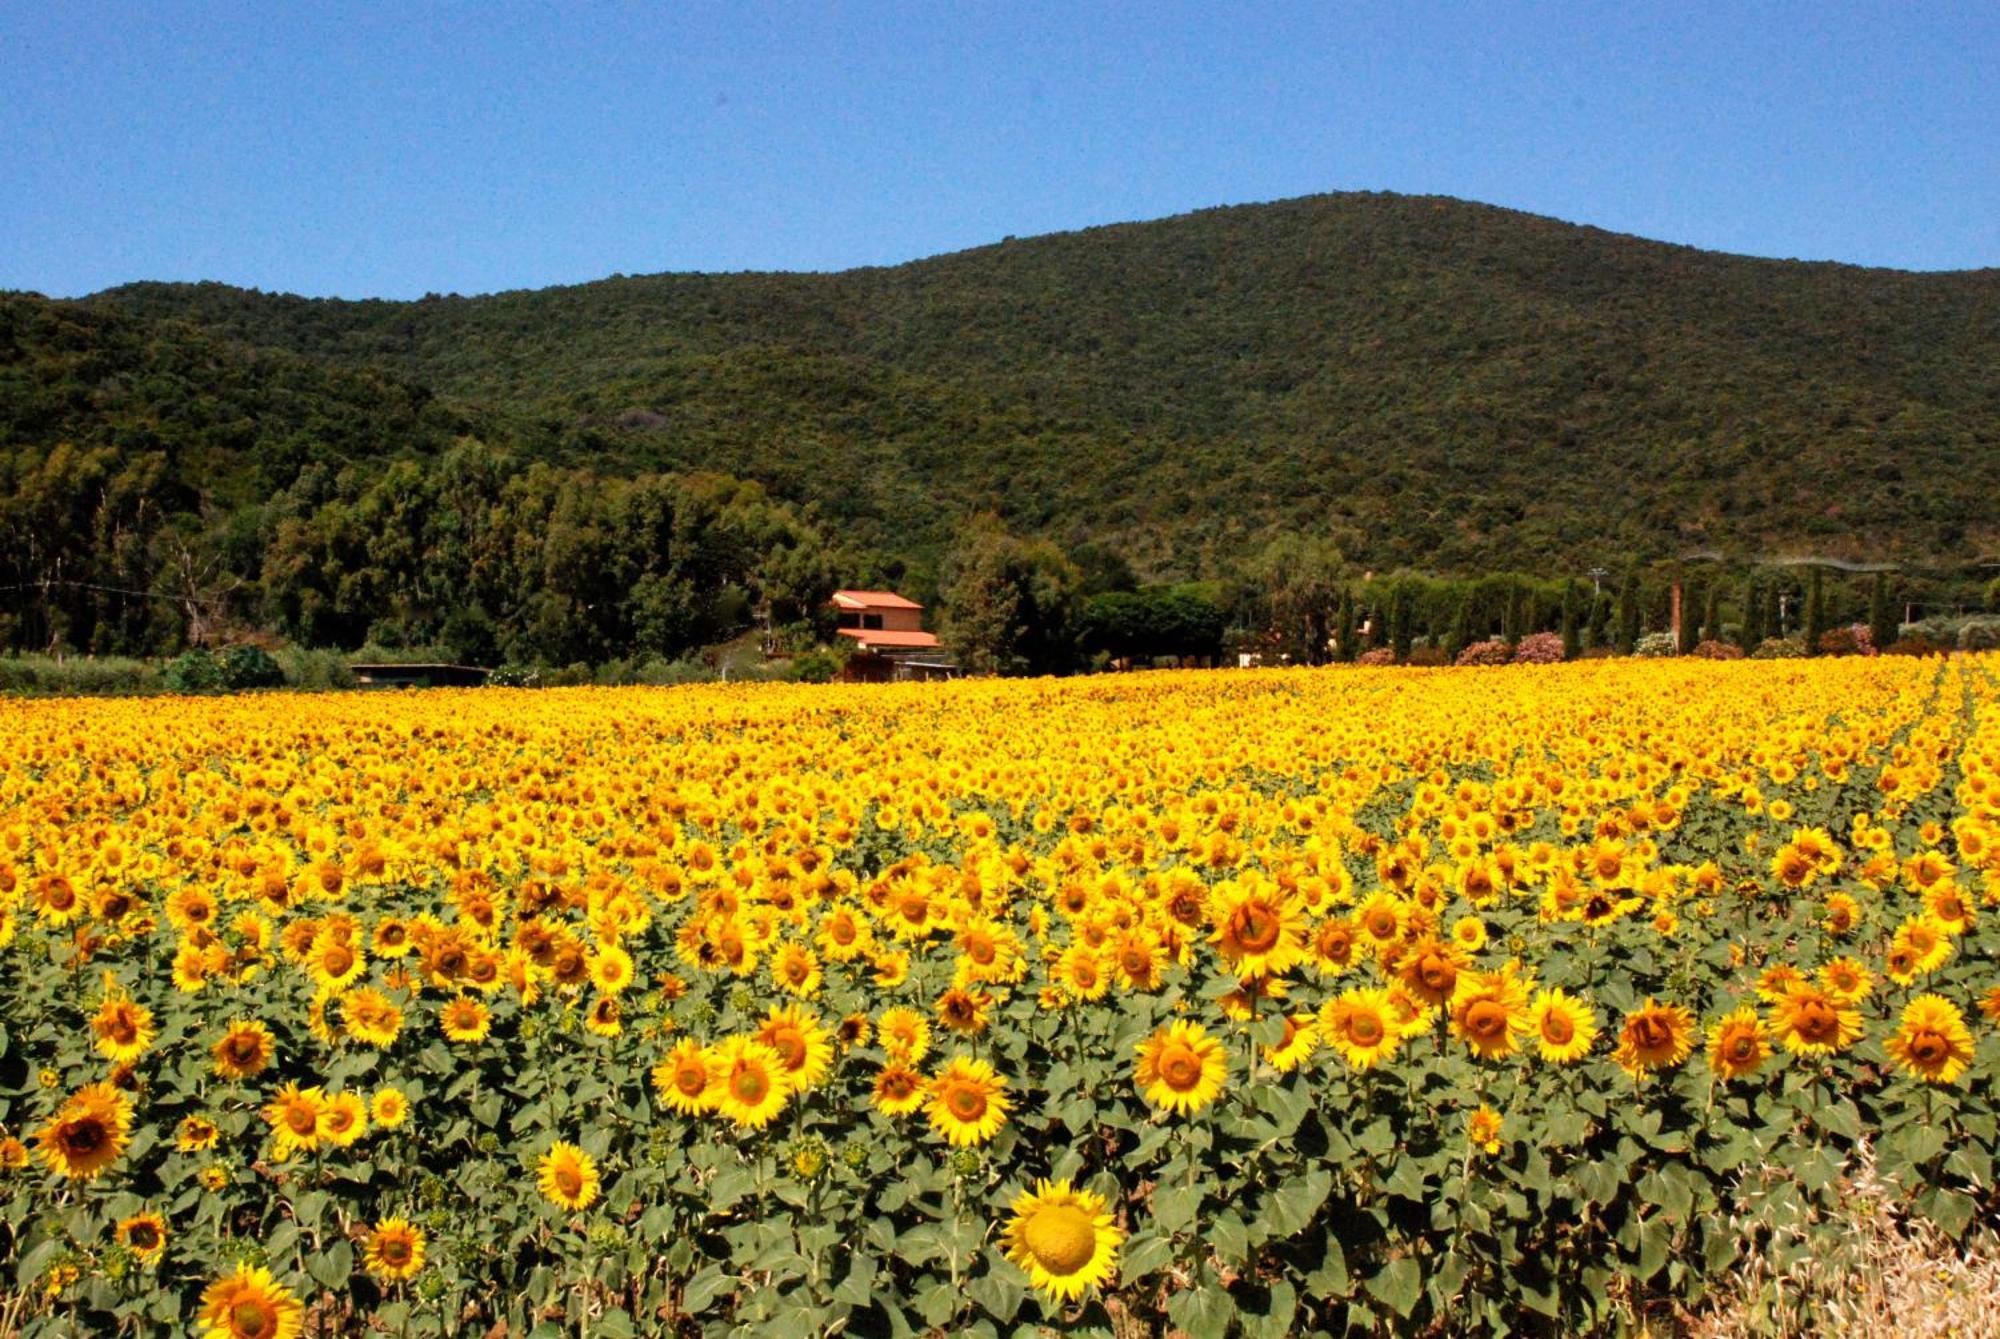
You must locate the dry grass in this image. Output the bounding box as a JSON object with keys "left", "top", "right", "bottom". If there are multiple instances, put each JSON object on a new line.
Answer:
{"left": 1684, "top": 1148, "right": 2000, "bottom": 1339}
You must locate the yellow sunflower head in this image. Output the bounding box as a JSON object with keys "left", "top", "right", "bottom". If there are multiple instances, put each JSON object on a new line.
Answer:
{"left": 1133, "top": 1019, "right": 1229, "bottom": 1116}
{"left": 999, "top": 1178, "right": 1122, "bottom": 1302}
{"left": 536, "top": 1140, "right": 600, "bottom": 1212}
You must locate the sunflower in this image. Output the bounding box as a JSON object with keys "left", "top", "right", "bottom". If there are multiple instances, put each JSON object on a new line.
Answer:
{"left": 197, "top": 1265, "right": 303, "bottom": 1339}
{"left": 770, "top": 942, "right": 822, "bottom": 997}
{"left": 1395, "top": 935, "right": 1469, "bottom": 1010}
{"left": 262, "top": 1083, "right": 325, "bottom": 1157}
{"left": 588, "top": 944, "right": 635, "bottom": 995}
{"left": 439, "top": 996, "right": 492, "bottom": 1044}
{"left": 584, "top": 996, "right": 622, "bottom": 1037}
{"left": 1448, "top": 965, "right": 1532, "bottom": 1060}
{"left": 37, "top": 1082, "right": 133, "bottom": 1180}
{"left": 1466, "top": 1105, "right": 1505, "bottom": 1155}
{"left": 308, "top": 931, "right": 367, "bottom": 994}
{"left": 1818, "top": 956, "right": 1874, "bottom": 1005}
{"left": 177, "top": 1115, "right": 221, "bottom": 1151}
{"left": 1133, "top": 1020, "right": 1229, "bottom": 1116}
{"left": 650, "top": 1040, "right": 715, "bottom": 1115}
{"left": 316, "top": 1091, "right": 369, "bottom": 1147}
{"left": 213, "top": 1020, "right": 276, "bottom": 1080}
{"left": 1309, "top": 916, "right": 1361, "bottom": 977}
{"left": 91, "top": 997, "right": 156, "bottom": 1065}
{"left": 871, "top": 1061, "right": 928, "bottom": 1115}
{"left": 1000, "top": 1179, "right": 1122, "bottom": 1302}
{"left": 341, "top": 988, "right": 404, "bottom": 1048}
{"left": 1770, "top": 984, "right": 1863, "bottom": 1057}
{"left": 935, "top": 986, "right": 994, "bottom": 1036}
{"left": 370, "top": 1087, "right": 409, "bottom": 1129}
{"left": 1320, "top": 986, "right": 1402, "bottom": 1070}
{"left": 1705, "top": 1006, "right": 1772, "bottom": 1080}
{"left": 362, "top": 1217, "right": 427, "bottom": 1281}
{"left": 756, "top": 1005, "right": 833, "bottom": 1089}
{"left": 1612, "top": 999, "right": 1695, "bottom": 1080}
{"left": 115, "top": 1211, "right": 167, "bottom": 1264}
{"left": 1263, "top": 1013, "right": 1319, "bottom": 1072}
{"left": 1527, "top": 988, "right": 1597, "bottom": 1064}
{"left": 537, "top": 1140, "right": 600, "bottom": 1212}
{"left": 1885, "top": 994, "right": 1975, "bottom": 1085}
{"left": 1889, "top": 914, "right": 1956, "bottom": 982}
{"left": 927, "top": 1055, "right": 1011, "bottom": 1147}
{"left": 708, "top": 1037, "right": 792, "bottom": 1130}
{"left": 1208, "top": 880, "right": 1307, "bottom": 978}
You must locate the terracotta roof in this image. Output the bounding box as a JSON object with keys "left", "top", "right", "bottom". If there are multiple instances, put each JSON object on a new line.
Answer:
{"left": 830, "top": 589, "right": 923, "bottom": 611}
{"left": 835, "top": 628, "right": 940, "bottom": 650}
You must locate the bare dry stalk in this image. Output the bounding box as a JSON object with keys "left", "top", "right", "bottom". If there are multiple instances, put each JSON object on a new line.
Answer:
{"left": 1686, "top": 1146, "right": 2000, "bottom": 1339}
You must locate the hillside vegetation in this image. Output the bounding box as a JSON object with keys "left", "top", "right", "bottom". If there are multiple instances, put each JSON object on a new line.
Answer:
{"left": 5, "top": 191, "right": 1999, "bottom": 659}
{"left": 88, "top": 192, "right": 2000, "bottom": 571}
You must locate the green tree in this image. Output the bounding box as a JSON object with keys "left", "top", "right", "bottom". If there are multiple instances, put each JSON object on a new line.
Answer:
{"left": 1559, "top": 580, "right": 1581, "bottom": 661}
{"left": 1869, "top": 572, "right": 1898, "bottom": 650}
{"left": 1741, "top": 578, "right": 1765, "bottom": 650}
{"left": 1804, "top": 567, "right": 1827, "bottom": 654}
{"left": 938, "top": 518, "right": 1083, "bottom": 675}
{"left": 1677, "top": 577, "right": 1702, "bottom": 656}
{"left": 1390, "top": 585, "right": 1414, "bottom": 664}
{"left": 1615, "top": 572, "right": 1642, "bottom": 655}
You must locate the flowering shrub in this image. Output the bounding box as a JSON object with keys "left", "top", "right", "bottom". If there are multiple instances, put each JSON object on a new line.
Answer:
{"left": 0, "top": 658, "right": 1997, "bottom": 1335}
{"left": 1454, "top": 638, "right": 1512, "bottom": 666}
{"left": 1818, "top": 624, "right": 1878, "bottom": 657}
{"left": 1752, "top": 636, "right": 1808, "bottom": 659}
{"left": 1355, "top": 647, "right": 1396, "bottom": 666}
{"left": 1693, "top": 639, "right": 1744, "bottom": 661}
{"left": 1511, "top": 632, "right": 1566, "bottom": 664}
{"left": 1960, "top": 620, "right": 2000, "bottom": 653}
{"left": 1633, "top": 632, "right": 1677, "bottom": 658}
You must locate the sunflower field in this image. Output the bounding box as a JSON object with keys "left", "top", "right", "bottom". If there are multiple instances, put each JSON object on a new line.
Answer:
{"left": 3, "top": 655, "right": 2000, "bottom": 1337}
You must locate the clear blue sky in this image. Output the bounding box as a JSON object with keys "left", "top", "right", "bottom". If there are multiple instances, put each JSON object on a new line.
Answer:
{"left": 3, "top": 2, "right": 1995, "bottom": 298}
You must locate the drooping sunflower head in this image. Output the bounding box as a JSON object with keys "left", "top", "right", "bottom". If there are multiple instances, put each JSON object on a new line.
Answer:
{"left": 926, "top": 1055, "right": 1011, "bottom": 1147}
{"left": 1886, "top": 993, "right": 1975, "bottom": 1085}
{"left": 1133, "top": 1019, "right": 1228, "bottom": 1116}
{"left": 363, "top": 1217, "right": 428, "bottom": 1281}
{"left": 196, "top": 1264, "right": 303, "bottom": 1339}
{"left": 999, "top": 1178, "right": 1122, "bottom": 1303}
{"left": 536, "top": 1140, "right": 600, "bottom": 1212}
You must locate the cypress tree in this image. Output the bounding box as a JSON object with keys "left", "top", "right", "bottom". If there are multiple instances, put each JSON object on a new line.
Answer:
{"left": 1677, "top": 578, "right": 1702, "bottom": 656}
{"left": 1560, "top": 580, "right": 1581, "bottom": 660}
{"left": 1804, "top": 567, "right": 1827, "bottom": 654}
{"left": 1615, "top": 572, "right": 1641, "bottom": 655}
{"left": 1366, "top": 600, "right": 1387, "bottom": 650}
{"left": 1702, "top": 582, "right": 1722, "bottom": 644}
{"left": 1446, "top": 593, "right": 1472, "bottom": 663}
{"left": 1390, "top": 587, "right": 1413, "bottom": 664}
{"left": 1869, "top": 573, "right": 1897, "bottom": 651}
{"left": 1334, "top": 588, "right": 1357, "bottom": 663}
{"left": 1587, "top": 591, "right": 1612, "bottom": 650}
{"left": 1742, "top": 579, "right": 1765, "bottom": 650}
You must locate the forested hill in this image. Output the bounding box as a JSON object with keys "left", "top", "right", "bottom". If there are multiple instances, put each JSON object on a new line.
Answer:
{"left": 26, "top": 191, "right": 2000, "bottom": 578}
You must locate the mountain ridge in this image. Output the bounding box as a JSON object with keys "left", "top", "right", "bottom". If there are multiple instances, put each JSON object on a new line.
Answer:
{"left": 17, "top": 190, "right": 2000, "bottom": 581}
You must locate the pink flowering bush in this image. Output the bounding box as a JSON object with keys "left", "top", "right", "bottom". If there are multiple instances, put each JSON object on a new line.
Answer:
{"left": 1693, "top": 639, "right": 1744, "bottom": 660}
{"left": 1355, "top": 647, "right": 1396, "bottom": 666}
{"left": 1455, "top": 639, "right": 1512, "bottom": 667}
{"left": 1511, "top": 632, "right": 1566, "bottom": 664}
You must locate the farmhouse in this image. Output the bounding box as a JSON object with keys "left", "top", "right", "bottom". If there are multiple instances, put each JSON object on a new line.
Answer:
{"left": 829, "top": 590, "right": 957, "bottom": 682}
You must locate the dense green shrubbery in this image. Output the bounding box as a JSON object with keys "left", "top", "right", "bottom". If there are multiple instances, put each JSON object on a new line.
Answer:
{"left": 0, "top": 655, "right": 161, "bottom": 696}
